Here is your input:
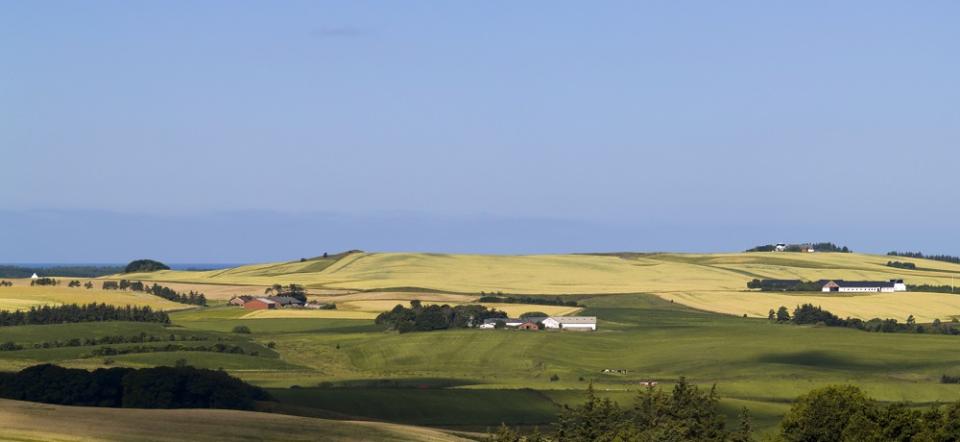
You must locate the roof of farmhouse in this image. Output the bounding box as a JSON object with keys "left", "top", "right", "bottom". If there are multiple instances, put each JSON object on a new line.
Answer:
{"left": 827, "top": 281, "right": 895, "bottom": 288}
{"left": 553, "top": 316, "right": 597, "bottom": 324}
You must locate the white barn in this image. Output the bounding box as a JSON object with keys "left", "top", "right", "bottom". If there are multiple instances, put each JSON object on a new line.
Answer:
{"left": 542, "top": 316, "right": 597, "bottom": 331}
{"left": 822, "top": 280, "right": 896, "bottom": 293}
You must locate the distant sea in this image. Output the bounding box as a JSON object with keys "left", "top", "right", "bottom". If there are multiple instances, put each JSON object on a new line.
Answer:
{"left": 2, "top": 263, "right": 244, "bottom": 271}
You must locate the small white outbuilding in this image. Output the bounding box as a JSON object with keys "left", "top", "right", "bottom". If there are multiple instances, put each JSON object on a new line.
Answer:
{"left": 30, "top": 273, "right": 39, "bottom": 280}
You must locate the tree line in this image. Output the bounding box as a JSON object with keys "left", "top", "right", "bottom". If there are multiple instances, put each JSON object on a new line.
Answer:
{"left": 487, "top": 382, "right": 960, "bottom": 441}
{"left": 103, "top": 280, "right": 207, "bottom": 306}
{"left": 0, "top": 281, "right": 11, "bottom": 287}
{"left": 0, "top": 303, "right": 170, "bottom": 327}
{"left": 87, "top": 342, "right": 253, "bottom": 358}
{"left": 768, "top": 304, "right": 960, "bottom": 335}
{"left": 375, "top": 300, "right": 508, "bottom": 333}
{"left": 888, "top": 251, "right": 960, "bottom": 265}
{"left": 264, "top": 284, "right": 308, "bottom": 303}
{"left": 0, "top": 333, "right": 208, "bottom": 353}
{"left": 479, "top": 294, "right": 580, "bottom": 307}
{"left": 0, "top": 265, "right": 123, "bottom": 278}
{"left": 908, "top": 284, "right": 959, "bottom": 294}
{"left": 0, "top": 364, "right": 270, "bottom": 410}
{"left": 747, "top": 279, "right": 824, "bottom": 291}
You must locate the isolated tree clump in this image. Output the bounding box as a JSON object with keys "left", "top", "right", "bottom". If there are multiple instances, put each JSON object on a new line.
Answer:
{"left": 124, "top": 259, "right": 170, "bottom": 273}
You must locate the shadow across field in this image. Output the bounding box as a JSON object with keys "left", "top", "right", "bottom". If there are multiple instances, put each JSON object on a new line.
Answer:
{"left": 754, "top": 350, "right": 891, "bottom": 371}
{"left": 268, "top": 387, "right": 562, "bottom": 429}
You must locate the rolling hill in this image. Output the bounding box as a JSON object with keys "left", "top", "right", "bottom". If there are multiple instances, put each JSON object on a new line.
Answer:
{"left": 119, "top": 251, "right": 960, "bottom": 321}
{"left": 0, "top": 398, "right": 467, "bottom": 442}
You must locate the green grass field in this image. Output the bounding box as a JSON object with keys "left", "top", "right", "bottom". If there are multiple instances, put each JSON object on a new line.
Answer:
{"left": 7, "top": 251, "right": 960, "bottom": 438}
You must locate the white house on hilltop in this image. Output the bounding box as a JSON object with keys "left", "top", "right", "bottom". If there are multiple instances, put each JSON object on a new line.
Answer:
{"left": 30, "top": 273, "right": 39, "bottom": 280}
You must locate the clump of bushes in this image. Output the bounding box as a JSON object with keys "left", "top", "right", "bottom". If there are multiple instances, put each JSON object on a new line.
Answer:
{"left": 30, "top": 277, "right": 59, "bottom": 286}
{"left": 375, "top": 300, "right": 507, "bottom": 333}
{"left": 887, "top": 261, "right": 917, "bottom": 270}
{"left": 124, "top": 259, "right": 170, "bottom": 273}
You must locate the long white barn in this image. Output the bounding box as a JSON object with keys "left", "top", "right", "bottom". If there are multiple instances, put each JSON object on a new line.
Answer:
{"left": 822, "top": 279, "right": 906, "bottom": 293}
{"left": 542, "top": 316, "right": 597, "bottom": 331}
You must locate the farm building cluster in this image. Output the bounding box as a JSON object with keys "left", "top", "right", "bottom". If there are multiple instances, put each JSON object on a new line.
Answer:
{"left": 228, "top": 295, "right": 332, "bottom": 310}
{"left": 479, "top": 316, "right": 597, "bottom": 331}
{"left": 749, "top": 278, "right": 909, "bottom": 293}
{"left": 821, "top": 279, "right": 907, "bottom": 293}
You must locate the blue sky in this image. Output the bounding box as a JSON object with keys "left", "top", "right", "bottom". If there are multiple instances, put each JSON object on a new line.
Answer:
{"left": 2, "top": 2, "right": 958, "bottom": 262}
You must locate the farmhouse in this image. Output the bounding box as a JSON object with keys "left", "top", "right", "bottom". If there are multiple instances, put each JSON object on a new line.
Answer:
{"left": 228, "top": 295, "right": 254, "bottom": 306}
{"left": 30, "top": 273, "right": 39, "bottom": 280}
{"left": 517, "top": 321, "right": 540, "bottom": 330}
{"left": 233, "top": 295, "right": 306, "bottom": 308}
{"left": 542, "top": 316, "right": 597, "bottom": 331}
{"left": 268, "top": 296, "right": 305, "bottom": 307}
{"left": 821, "top": 280, "right": 905, "bottom": 293}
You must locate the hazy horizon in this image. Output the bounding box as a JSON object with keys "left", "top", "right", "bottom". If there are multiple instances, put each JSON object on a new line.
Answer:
{"left": 2, "top": 208, "right": 954, "bottom": 263}
{"left": 3, "top": 2, "right": 958, "bottom": 261}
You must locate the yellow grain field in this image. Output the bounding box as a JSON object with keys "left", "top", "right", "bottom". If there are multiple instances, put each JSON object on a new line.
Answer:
{"left": 118, "top": 252, "right": 960, "bottom": 297}
{"left": 655, "top": 290, "right": 960, "bottom": 322}
{"left": 0, "top": 285, "right": 190, "bottom": 312}
{"left": 311, "top": 291, "right": 478, "bottom": 304}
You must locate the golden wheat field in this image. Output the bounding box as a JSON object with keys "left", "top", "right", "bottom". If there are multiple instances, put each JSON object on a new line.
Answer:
{"left": 656, "top": 290, "right": 960, "bottom": 322}
{"left": 0, "top": 284, "right": 191, "bottom": 312}
{"left": 121, "top": 251, "right": 960, "bottom": 295}
{"left": 311, "top": 291, "right": 479, "bottom": 304}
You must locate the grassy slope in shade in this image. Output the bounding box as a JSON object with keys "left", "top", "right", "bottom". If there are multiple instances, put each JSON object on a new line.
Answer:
{"left": 0, "top": 398, "right": 467, "bottom": 442}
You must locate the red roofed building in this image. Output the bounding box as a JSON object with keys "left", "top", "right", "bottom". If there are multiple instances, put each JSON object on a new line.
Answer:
{"left": 243, "top": 298, "right": 278, "bottom": 310}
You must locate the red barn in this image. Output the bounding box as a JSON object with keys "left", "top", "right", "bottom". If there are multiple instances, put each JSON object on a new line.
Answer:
{"left": 243, "top": 298, "right": 277, "bottom": 310}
